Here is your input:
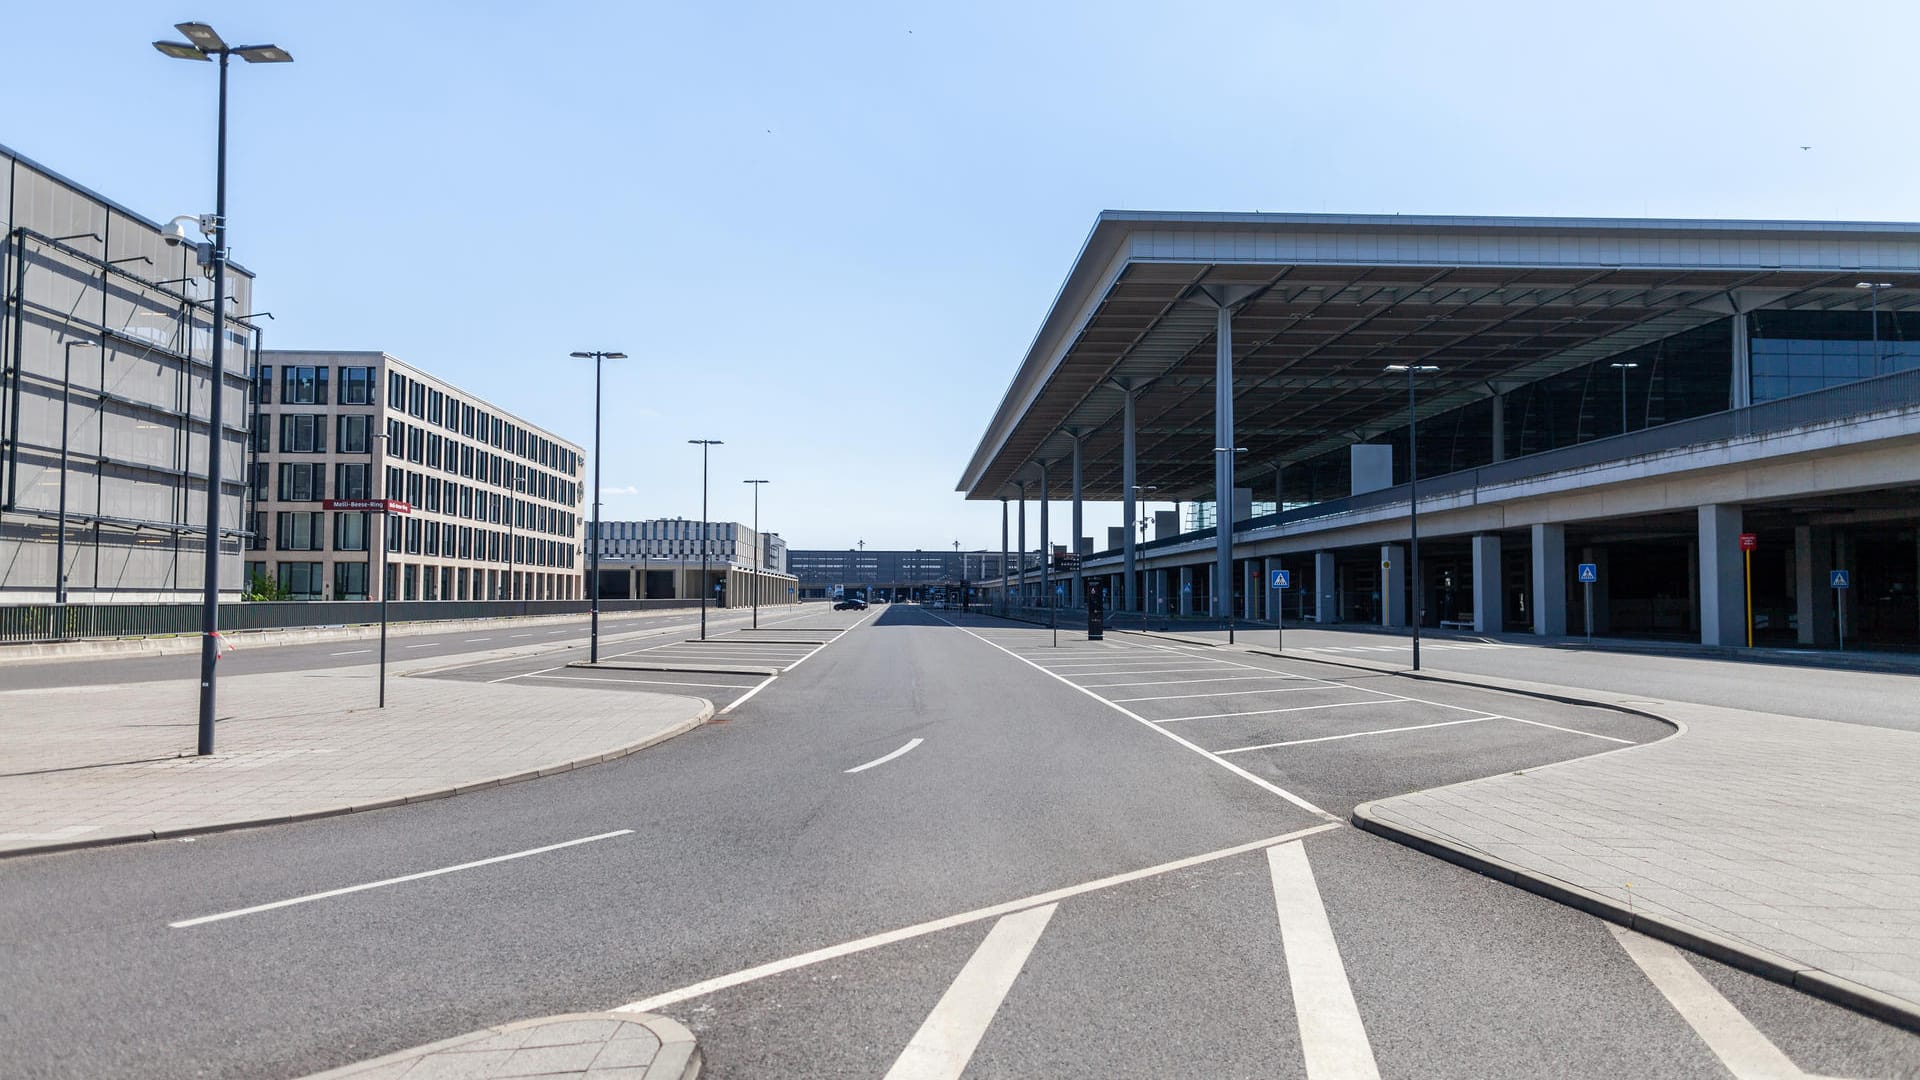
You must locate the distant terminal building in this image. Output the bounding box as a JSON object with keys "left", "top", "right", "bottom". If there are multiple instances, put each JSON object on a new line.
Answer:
{"left": 788, "top": 548, "right": 1009, "bottom": 601}
{"left": 590, "top": 518, "right": 796, "bottom": 608}
{"left": 253, "top": 350, "right": 585, "bottom": 602}
{"left": 1, "top": 142, "right": 261, "bottom": 602}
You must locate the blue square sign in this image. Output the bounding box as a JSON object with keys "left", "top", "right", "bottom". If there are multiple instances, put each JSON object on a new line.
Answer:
{"left": 1270, "top": 569, "right": 1291, "bottom": 589}
{"left": 1831, "top": 569, "right": 1850, "bottom": 589}
{"left": 1577, "top": 563, "right": 1598, "bottom": 583}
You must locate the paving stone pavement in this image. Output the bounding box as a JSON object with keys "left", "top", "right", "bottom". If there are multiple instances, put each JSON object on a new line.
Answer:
{"left": 1357, "top": 691, "right": 1920, "bottom": 1019}
{"left": 0, "top": 664, "right": 711, "bottom": 856}
{"left": 302, "top": 1012, "right": 699, "bottom": 1079}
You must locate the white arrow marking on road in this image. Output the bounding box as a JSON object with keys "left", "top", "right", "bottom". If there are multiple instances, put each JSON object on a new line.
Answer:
{"left": 883, "top": 904, "right": 1056, "bottom": 1080}
{"left": 846, "top": 738, "right": 924, "bottom": 774}
{"left": 1609, "top": 926, "right": 1833, "bottom": 1080}
{"left": 1268, "top": 841, "right": 1381, "bottom": 1080}
{"left": 168, "top": 830, "right": 633, "bottom": 928}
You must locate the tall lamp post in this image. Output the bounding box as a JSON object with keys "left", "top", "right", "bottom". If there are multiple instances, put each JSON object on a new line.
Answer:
{"left": 569, "top": 351, "right": 626, "bottom": 663}
{"left": 690, "top": 440, "right": 723, "bottom": 639}
{"left": 154, "top": 21, "right": 292, "bottom": 756}
{"left": 54, "top": 340, "right": 96, "bottom": 630}
{"left": 1609, "top": 361, "right": 1638, "bottom": 433}
{"left": 1857, "top": 281, "right": 1892, "bottom": 376}
{"left": 1384, "top": 364, "right": 1439, "bottom": 671}
{"left": 373, "top": 430, "right": 392, "bottom": 708}
{"left": 743, "top": 478, "right": 768, "bottom": 629}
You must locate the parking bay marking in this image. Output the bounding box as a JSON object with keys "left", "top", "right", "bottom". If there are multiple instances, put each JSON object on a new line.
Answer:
{"left": 883, "top": 904, "right": 1056, "bottom": 1080}
{"left": 846, "top": 738, "right": 924, "bottom": 774}
{"left": 1269, "top": 842, "right": 1381, "bottom": 1080}
{"left": 169, "top": 830, "right": 633, "bottom": 928}
{"left": 1216, "top": 715, "right": 1498, "bottom": 754}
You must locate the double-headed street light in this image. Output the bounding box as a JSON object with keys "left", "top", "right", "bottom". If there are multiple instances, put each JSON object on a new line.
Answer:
{"left": 1384, "top": 364, "right": 1440, "bottom": 671}
{"left": 690, "top": 440, "right": 723, "bottom": 639}
{"left": 154, "top": 20, "right": 292, "bottom": 756}
{"left": 1857, "top": 282, "right": 1893, "bottom": 375}
{"left": 570, "top": 351, "right": 626, "bottom": 663}
{"left": 743, "top": 478, "right": 769, "bottom": 629}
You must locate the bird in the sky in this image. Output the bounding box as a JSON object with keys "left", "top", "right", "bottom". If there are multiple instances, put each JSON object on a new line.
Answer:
{"left": 1800, "top": 145, "right": 1812, "bottom": 150}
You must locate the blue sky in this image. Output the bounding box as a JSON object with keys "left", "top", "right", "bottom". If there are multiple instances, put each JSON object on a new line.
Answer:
{"left": 8, "top": 1, "right": 1915, "bottom": 552}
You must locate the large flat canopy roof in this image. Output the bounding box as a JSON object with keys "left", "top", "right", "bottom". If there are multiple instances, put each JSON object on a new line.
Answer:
{"left": 959, "top": 211, "right": 1920, "bottom": 501}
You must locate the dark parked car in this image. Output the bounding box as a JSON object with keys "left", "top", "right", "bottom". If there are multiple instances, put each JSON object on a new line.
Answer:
{"left": 834, "top": 597, "right": 868, "bottom": 611}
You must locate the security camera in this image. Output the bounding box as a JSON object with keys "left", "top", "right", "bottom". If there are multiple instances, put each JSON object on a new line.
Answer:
{"left": 161, "top": 217, "right": 194, "bottom": 247}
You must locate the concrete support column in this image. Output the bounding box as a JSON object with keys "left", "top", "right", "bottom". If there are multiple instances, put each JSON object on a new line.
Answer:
{"left": 1121, "top": 383, "right": 1138, "bottom": 613}
{"left": 1069, "top": 431, "right": 1085, "bottom": 607}
{"left": 1699, "top": 503, "right": 1747, "bottom": 646}
{"left": 1016, "top": 482, "right": 1028, "bottom": 606}
{"left": 1380, "top": 544, "right": 1406, "bottom": 628}
{"left": 1470, "top": 533, "right": 1501, "bottom": 633}
{"left": 1038, "top": 461, "right": 1052, "bottom": 609}
{"left": 1178, "top": 566, "right": 1194, "bottom": 615}
{"left": 1531, "top": 523, "right": 1567, "bottom": 636}
{"left": 1796, "top": 524, "right": 1836, "bottom": 646}
{"left": 1313, "top": 551, "right": 1336, "bottom": 623}
{"left": 999, "top": 497, "right": 1009, "bottom": 610}
{"left": 1730, "top": 314, "right": 1752, "bottom": 409}
{"left": 1242, "top": 560, "right": 1258, "bottom": 620}
{"left": 1263, "top": 556, "right": 1282, "bottom": 622}
{"left": 1491, "top": 392, "right": 1507, "bottom": 463}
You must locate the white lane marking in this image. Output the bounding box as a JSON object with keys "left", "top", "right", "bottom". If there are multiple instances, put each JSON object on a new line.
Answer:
{"left": 1041, "top": 665, "right": 1221, "bottom": 676}
{"left": 403, "top": 643, "right": 438, "bottom": 649}
{"left": 330, "top": 649, "right": 372, "bottom": 656}
{"left": 718, "top": 608, "right": 874, "bottom": 716}
{"left": 1609, "top": 925, "right": 1825, "bottom": 1080}
{"left": 846, "top": 738, "right": 925, "bottom": 774}
{"left": 1077, "top": 674, "right": 1303, "bottom": 689}
{"left": 923, "top": 612, "right": 1335, "bottom": 820}
{"left": 1110, "top": 685, "right": 1323, "bottom": 704}
{"left": 464, "top": 637, "right": 491, "bottom": 642}
{"left": 1505, "top": 716, "right": 1636, "bottom": 745}
{"left": 170, "top": 830, "right": 633, "bottom": 928}
{"left": 883, "top": 904, "right": 1056, "bottom": 1080}
{"left": 1159, "top": 699, "right": 1397, "bottom": 724}
{"left": 617, "top": 822, "right": 1340, "bottom": 1013}
{"left": 547, "top": 629, "right": 566, "bottom": 634}
{"left": 511, "top": 634, "right": 534, "bottom": 638}
{"left": 1268, "top": 842, "right": 1382, "bottom": 1080}
{"left": 525, "top": 674, "right": 760, "bottom": 690}
{"left": 486, "top": 665, "right": 565, "bottom": 684}
{"left": 1216, "top": 716, "right": 1498, "bottom": 754}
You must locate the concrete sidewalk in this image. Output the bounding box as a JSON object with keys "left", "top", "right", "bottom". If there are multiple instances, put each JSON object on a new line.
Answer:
{"left": 0, "top": 663, "right": 712, "bottom": 857}
{"left": 303, "top": 1012, "right": 699, "bottom": 1080}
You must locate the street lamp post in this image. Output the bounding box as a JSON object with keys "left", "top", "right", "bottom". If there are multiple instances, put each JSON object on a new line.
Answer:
{"left": 1857, "top": 282, "right": 1893, "bottom": 376}
{"left": 1609, "top": 362, "right": 1638, "bottom": 433}
{"left": 570, "top": 351, "right": 626, "bottom": 663}
{"left": 374, "top": 430, "right": 392, "bottom": 708}
{"left": 744, "top": 478, "right": 768, "bottom": 629}
{"left": 54, "top": 340, "right": 96, "bottom": 629}
{"left": 154, "top": 20, "right": 292, "bottom": 756}
{"left": 1385, "top": 364, "right": 1440, "bottom": 671}
{"left": 690, "top": 440, "right": 723, "bottom": 639}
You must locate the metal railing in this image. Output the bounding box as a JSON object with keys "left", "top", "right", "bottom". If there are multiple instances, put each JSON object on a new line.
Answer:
{"left": 0, "top": 597, "right": 705, "bottom": 645}
{"left": 1098, "top": 365, "right": 1920, "bottom": 561}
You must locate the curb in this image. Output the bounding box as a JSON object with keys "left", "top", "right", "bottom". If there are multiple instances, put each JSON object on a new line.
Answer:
{"left": 0, "top": 701, "right": 714, "bottom": 861}
{"left": 1350, "top": 800, "right": 1920, "bottom": 1035}
{"left": 299, "top": 1011, "right": 700, "bottom": 1080}
{"left": 569, "top": 660, "right": 779, "bottom": 676}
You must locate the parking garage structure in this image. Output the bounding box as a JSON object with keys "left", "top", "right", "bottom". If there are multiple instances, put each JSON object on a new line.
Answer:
{"left": 959, "top": 211, "right": 1920, "bottom": 652}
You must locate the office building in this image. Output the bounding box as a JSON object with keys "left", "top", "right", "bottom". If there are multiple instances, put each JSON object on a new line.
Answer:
{"left": 252, "top": 350, "right": 584, "bottom": 602}
{"left": 590, "top": 518, "right": 797, "bottom": 608}
{"left": 789, "top": 548, "right": 1008, "bottom": 601}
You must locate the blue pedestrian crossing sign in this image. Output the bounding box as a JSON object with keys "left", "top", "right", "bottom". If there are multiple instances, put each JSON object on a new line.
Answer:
{"left": 1577, "top": 563, "right": 1598, "bottom": 583}
{"left": 1270, "top": 569, "right": 1291, "bottom": 589}
{"left": 1831, "top": 569, "right": 1850, "bottom": 589}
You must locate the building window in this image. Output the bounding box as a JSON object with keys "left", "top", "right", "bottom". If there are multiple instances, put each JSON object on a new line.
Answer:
{"left": 276, "top": 510, "right": 325, "bottom": 551}
{"left": 388, "top": 371, "right": 407, "bottom": 407}
{"left": 277, "top": 462, "right": 326, "bottom": 502}
{"left": 407, "top": 425, "right": 424, "bottom": 463}
{"left": 409, "top": 382, "right": 425, "bottom": 418}
{"left": 335, "top": 462, "right": 370, "bottom": 500}
{"left": 248, "top": 511, "right": 268, "bottom": 551}
{"left": 250, "top": 462, "right": 270, "bottom": 502}
{"left": 278, "top": 561, "right": 325, "bottom": 600}
{"left": 405, "top": 517, "right": 422, "bottom": 554}
{"left": 338, "top": 413, "right": 371, "bottom": 454}
{"left": 280, "top": 365, "right": 329, "bottom": 405}
{"left": 333, "top": 560, "right": 368, "bottom": 600}
{"left": 279, "top": 413, "right": 327, "bottom": 454}
{"left": 428, "top": 388, "right": 443, "bottom": 425}
{"left": 335, "top": 511, "right": 369, "bottom": 552}
{"left": 426, "top": 433, "right": 442, "bottom": 469}
{"left": 339, "top": 366, "right": 375, "bottom": 405}
{"left": 254, "top": 364, "right": 273, "bottom": 405}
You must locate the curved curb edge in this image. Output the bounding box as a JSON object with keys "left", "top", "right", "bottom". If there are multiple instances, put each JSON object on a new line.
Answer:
{"left": 298, "top": 1010, "right": 700, "bottom": 1080}
{"left": 1, "top": 699, "right": 715, "bottom": 861}
{"left": 1350, "top": 800, "right": 1920, "bottom": 1035}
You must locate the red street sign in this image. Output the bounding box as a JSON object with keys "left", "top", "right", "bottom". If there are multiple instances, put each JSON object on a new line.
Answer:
{"left": 323, "top": 499, "right": 413, "bottom": 515}
{"left": 1739, "top": 533, "right": 1758, "bottom": 551}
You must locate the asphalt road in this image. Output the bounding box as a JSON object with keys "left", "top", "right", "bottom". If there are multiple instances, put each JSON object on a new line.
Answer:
{"left": 2, "top": 603, "right": 1916, "bottom": 1078}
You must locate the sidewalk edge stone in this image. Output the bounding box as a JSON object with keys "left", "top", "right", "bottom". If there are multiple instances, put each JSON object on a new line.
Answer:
{"left": 0, "top": 701, "right": 714, "bottom": 861}
{"left": 295, "top": 1011, "right": 700, "bottom": 1080}
{"left": 1351, "top": 799, "right": 1920, "bottom": 1035}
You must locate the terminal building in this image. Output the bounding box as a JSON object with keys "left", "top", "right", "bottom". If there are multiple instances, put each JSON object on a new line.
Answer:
{"left": 1, "top": 142, "right": 261, "bottom": 603}
{"left": 789, "top": 548, "right": 1010, "bottom": 602}
{"left": 253, "top": 350, "right": 585, "bottom": 602}
{"left": 961, "top": 211, "right": 1920, "bottom": 652}
{"left": 590, "top": 518, "right": 797, "bottom": 609}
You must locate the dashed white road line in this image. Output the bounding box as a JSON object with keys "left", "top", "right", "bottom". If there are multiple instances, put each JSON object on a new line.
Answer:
{"left": 464, "top": 637, "right": 491, "bottom": 642}
{"left": 883, "top": 904, "right": 1057, "bottom": 1080}
{"left": 170, "top": 830, "right": 632, "bottom": 929}
{"left": 403, "top": 643, "right": 438, "bottom": 649}
{"left": 718, "top": 611, "right": 871, "bottom": 716}
{"left": 330, "top": 649, "right": 372, "bottom": 656}
{"left": 524, "top": 674, "right": 760, "bottom": 690}
{"left": 1077, "top": 674, "right": 1302, "bottom": 689}
{"left": 615, "top": 821, "right": 1340, "bottom": 1013}
{"left": 1609, "top": 925, "right": 1831, "bottom": 1080}
{"left": 846, "top": 738, "right": 924, "bottom": 774}
{"left": 1268, "top": 841, "right": 1381, "bottom": 1080}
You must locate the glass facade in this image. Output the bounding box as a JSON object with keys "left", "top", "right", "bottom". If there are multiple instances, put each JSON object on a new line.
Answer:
{"left": 1750, "top": 310, "right": 1920, "bottom": 402}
